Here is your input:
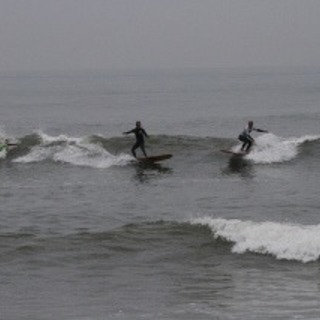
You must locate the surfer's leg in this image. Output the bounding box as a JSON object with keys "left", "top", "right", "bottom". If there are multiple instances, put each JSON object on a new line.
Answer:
{"left": 140, "top": 143, "right": 147, "bottom": 157}
{"left": 131, "top": 142, "right": 139, "bottom": 158}
{"left": 245, "top": 140, "right": 252, "bottom": 152}
{"left": 241, "top": 140, "right": 249, "bottom": 151}
{"left": 238, "top": 135, "right": 247, "bottom": 151}
{"left": 245, "top": 136, "right": 254, "bottom": 152}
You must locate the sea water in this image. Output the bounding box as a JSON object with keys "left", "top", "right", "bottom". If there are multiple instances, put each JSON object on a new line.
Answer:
{"left": 0, "top": 67, "right": 320, "bottom": 319}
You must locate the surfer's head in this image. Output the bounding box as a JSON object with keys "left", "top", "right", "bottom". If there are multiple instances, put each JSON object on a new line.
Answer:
{"left": 136, "top": 121, "right": 141, "bottom": 127}
{"left": 248, "top": 120, "right": 254, "bottom": 128}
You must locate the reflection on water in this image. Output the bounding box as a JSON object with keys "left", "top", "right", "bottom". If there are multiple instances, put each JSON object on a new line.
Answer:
{"left": 222, "top": 156, "right": 255, "bottom": 178}
{"left": 133, "top": 162, "right": 173, "bottom": 183}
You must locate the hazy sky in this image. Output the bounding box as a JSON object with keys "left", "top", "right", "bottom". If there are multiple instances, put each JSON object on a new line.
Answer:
{"left": 0, "top": 0, "right": 319, "bottom": 71}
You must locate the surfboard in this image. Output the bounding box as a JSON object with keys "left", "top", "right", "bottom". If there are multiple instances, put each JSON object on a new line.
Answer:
{"left": 137, "top": 154, "right": 172, "bottom": 163}
{"left": 220, "top": 149, "right": 248, "bottom": 156}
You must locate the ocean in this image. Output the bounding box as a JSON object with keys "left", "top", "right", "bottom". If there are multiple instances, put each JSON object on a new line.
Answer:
{"left": 0, "top": 67, "right": 320, "bottom": 319}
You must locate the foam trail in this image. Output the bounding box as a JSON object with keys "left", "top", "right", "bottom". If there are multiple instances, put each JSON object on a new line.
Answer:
{"left": 14, "top": 132, "right": 133, "bottom": 168}
{"left": 53, "top": 143, "right": 132, "bottom": 168}
{"left": 192, "top": 217, "right": 320, "bottom": 263}
{"left": 14, "top": 145, "right": 53, "bottom": 163}
{"left": 234, "top": 133, "right": 320, "bottom": 164}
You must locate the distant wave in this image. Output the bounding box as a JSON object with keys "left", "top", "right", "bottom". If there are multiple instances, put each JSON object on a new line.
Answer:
{"left": 192, "top": 217, "right": 320, "bottom": 263}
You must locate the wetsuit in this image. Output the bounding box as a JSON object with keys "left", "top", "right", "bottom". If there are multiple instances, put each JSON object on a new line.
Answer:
{"left": 125, "top": 127, "right": 148, "bottom": 157}
{"left": 238, "top": 126, "right": 266, "bottom": 152}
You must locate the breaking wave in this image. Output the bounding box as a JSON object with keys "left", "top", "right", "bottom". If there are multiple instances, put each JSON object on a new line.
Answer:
{"left": 13, "top": 131, "right": 133, "bottom": 168}
{"left": 1, "top": 130, "right": 319, "bottom": 167}
{"left": 231, "top": 133, "right": 320, "bottom": 164}
{"left": 192, "top": 217, "right": 320, "bottom": 263}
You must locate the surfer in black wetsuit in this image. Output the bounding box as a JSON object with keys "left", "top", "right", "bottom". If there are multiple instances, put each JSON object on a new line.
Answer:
{"left": 238, "top": 121, "right": 268, "bottom": 152}
{"left": 123, "top": 121, "right": 148, "bottom": 158}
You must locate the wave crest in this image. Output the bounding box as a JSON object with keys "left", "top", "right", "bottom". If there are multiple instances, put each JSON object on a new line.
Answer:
{"left": 13, "top": 131, "right": 133, "bottom": 168}
{"left": 192, "top": 217, "right": 320, "bottom": 263}
{"left": 235, "top": 133, "right": 320, "bottom": 164}
{"left": 6, "top": 131, "right": 320, "bottom": 166}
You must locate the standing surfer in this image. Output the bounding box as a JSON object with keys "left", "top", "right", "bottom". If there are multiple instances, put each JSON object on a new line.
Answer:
{"left": 123, "top": 121, "right": 148, "bottom": 158}
{"left": 238, "top": 121, "right": 268, "bottom": 152}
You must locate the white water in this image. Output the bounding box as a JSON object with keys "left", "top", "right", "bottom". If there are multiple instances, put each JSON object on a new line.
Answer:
{"left": 193, "top": 217, "right": 320, "bottom": 263}
{"left": 233, "top": 133, "right": 320, "bottom": 164}
{"left": 14, "top": 132, "right": 133, "bottom": 168}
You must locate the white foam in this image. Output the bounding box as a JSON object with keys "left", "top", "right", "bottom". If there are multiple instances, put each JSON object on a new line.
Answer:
{"left": 192, "top": 217, "right": 320, "bottom": 263}
{"left": 36, "top": 130, "right": 82, "bottom": 144}
{"left": 14, "top": 145, "right": 53, "bottom": 163}
{"left": 14, "top": 132, "right": 133, "bottom": 168}
{"left": 0, "top": 149, "right": 7, "bottom": 159}
{"left": 235, "top": 133, "right": 320, "bottom": 164}
{"left": 53, "top": 143, "right": 132, "bottom": 168}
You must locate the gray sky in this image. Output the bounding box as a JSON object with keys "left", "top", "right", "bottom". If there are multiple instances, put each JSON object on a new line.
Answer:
{"left": 0, "top": 0, "right": 319, "bottom": 71}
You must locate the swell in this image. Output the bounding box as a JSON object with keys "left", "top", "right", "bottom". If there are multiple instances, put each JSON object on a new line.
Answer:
{"left": 0, "top": 221, "right": 217, "bottom": 265}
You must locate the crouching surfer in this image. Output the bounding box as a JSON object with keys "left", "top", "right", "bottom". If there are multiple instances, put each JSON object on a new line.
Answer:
{"left": 238, "top": 121, "right": 268, "bottom": 152}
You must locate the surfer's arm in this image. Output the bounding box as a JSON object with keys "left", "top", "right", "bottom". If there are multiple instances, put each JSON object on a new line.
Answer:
{"left": 254, "top": 128, "right": 268, "bottom": 133}
{"left": 248, "top": 135, "right": 254, "bottom": 142}
{"left": 142, "top": 129, "right": 148, "bottom": 137}
{"left": 123, "top": 129, "right": 134, "bottom": 135}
